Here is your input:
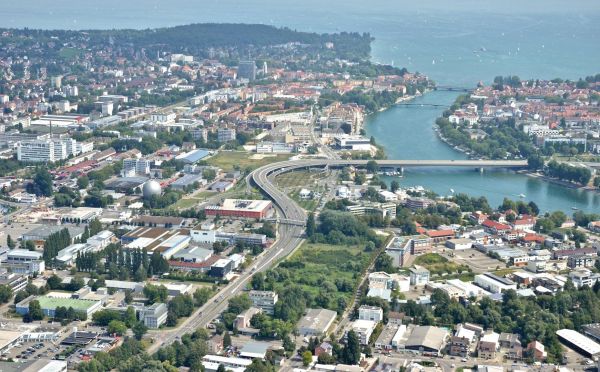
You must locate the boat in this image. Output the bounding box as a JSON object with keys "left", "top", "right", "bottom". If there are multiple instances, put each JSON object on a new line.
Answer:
{"left": 518, "top": 193, "right": 526, "bottom": 198}
{"left": 450, "top": 188, "right": 455, "bottom": 194}
{"left": 571, "top": 207, "right": 579, "bottom": 210}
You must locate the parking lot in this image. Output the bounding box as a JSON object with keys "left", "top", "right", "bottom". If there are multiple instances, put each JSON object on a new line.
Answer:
{"left": 438, "top": 248, "right": 505, "bottom": 273}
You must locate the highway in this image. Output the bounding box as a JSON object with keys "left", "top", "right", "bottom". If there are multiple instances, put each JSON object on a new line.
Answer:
{"left": 147, "top": 157, "right": 529, "bottom": 352}
{"left": 147, "top": 161, "right": 307, "bottom": 353}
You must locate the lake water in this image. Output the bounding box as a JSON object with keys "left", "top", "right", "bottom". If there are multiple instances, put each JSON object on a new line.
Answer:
{"left": 3, "top": 0, "right": 600, "bottom": 212}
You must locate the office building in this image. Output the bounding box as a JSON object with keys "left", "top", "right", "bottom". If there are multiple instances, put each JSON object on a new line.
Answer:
{"left": 358, "top": 305, "right": 383, "bottom": 322}
{"left": 205, "top": 199, "right": 273, "bottom": 220}
{"left": 141, "top": 303, "right": 168, "bottom": 328}
{"left": 409, "top": 265, "right": 430, "bottom": 286}
{"left": 3, "top": 249, "right": 45, "bottom": 275}
{"left": 122, "top": 158, "right": 151, "bottom": 177}
{"left": 248, "top": 290, "right": 278, "bottom": 315}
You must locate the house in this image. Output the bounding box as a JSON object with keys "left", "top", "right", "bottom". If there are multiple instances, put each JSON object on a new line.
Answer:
{"left": 478, "top": 331, "right": 500, "bottom": 359}
{"left": 315, "top": 342, "right": 333, "bottom": 357}
{"left": 527, "top": 340, "right": 547, "bottom": 361}
{"left": 348, "top": 319, "right": 377, "bottom": 345}
{"left": 588, "top": 221, "right": 600, "bottom": 233}
{"left": 358, "top": 305, "right": 383, "bottom": 322}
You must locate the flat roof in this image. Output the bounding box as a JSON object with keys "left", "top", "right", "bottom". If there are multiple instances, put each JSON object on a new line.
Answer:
{"left": 297, "top": 308, "right": 337, "bottom": 333}
{"left": 7, "top": 249, "right": 43, "bottom": 259}
{"left": 0, "top": 330, "right": 23, "bottom": 351}
{"left": 34, "top": 296, "right": 99, "bottom": 311}
{"left": 556, "top": 329, "right": 600, "bottom": 356}
{"left": 208, "top": 199, "right": 272, "bottom": 212}
{"left": 405, "top": 326, "right": 448, "bottom": 351}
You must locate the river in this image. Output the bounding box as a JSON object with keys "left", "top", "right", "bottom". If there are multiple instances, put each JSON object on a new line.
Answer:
{"left": 2, "top": 0, "right": 600, "bottom": 213}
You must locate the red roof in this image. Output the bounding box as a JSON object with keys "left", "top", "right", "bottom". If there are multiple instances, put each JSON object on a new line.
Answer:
{"left": 426, "top": 229, "right": 454, "bottom": 238}
{"left": 482, "top": 219, "right": 511, "bottom": 230}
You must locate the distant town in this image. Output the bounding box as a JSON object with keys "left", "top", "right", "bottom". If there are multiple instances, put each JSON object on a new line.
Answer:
{"left": 0, "top": 23, "right": 598, "bottom": 372}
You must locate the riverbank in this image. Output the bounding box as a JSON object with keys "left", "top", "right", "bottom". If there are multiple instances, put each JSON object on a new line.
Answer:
{"left": 518, "top": 170, "right": 598, "bottom": 192}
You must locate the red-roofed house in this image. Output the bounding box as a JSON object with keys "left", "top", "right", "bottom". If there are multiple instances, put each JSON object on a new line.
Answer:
{"left": 512, "top": 217, "right": 536, "bottom": 231}
{"left": 426, "top": 229, "right": 455, "bottom": 243}
{"left": 482, "top": 220, "right": 511, "bottom": 235}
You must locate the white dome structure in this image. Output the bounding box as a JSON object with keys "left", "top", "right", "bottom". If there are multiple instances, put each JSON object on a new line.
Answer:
{"left": 142, "top": 180, "right": 162, "bottom": 198}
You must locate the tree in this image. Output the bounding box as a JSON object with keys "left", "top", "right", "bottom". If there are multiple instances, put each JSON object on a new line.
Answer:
{"left": 223, "top": 331, "right": 232, "bottom": 348}
{"left": 28, "top": 300, "right": 43, "bottom": 320}
{"left": 6, "top": 234, "right": 15, "bottom": 248}
{"left": 132, "top": 321, "right": 148, "bottom": 340}
{"left": 0, "top": 284, "right": 12, "bottom": 304}
{"left": 26, "top": 168, "right": 53, "bottom": 197}
{"left": 366, "top": 160, "right": 379, "bottom": 174}
{"left": 217, "top": 365, "right": 226, "bottom": 372}
{"left": 77, "top": 176, "right": 90, "bottom": 189}
{"left": 343, "top": 330, "right": 361, "bottom": 365}
{"left": 251, "top": 272, "right": 265, "bottom": 290}
{"left": 390, "top": 180, "right": 400, "bottom": 193}
{"left": 306, "top": 212, "right": 316, "bottom": 237}
{"left": 108, "top": 320, "right": 128, "bottom": 336}
{"left": 193, "top": 287, "right": 212, "bottom": 307}
{"left": 302, "top": 350, "right": 313, "bottom": 366}
{"left": 374, "top": 254, "right": 394, "bottom": 273}
{"left": 202, "top": 168, "right": 217, "bottom": 181}
{"left": 47, "top": 274, "right": 63, "bottom": 290}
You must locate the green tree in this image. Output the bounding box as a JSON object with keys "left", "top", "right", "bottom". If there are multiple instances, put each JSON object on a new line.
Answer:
{"left": 302, "top": 350, "right": 313, "bottom": 366}
{"left": 223, "top": 331, "right": 232, "bottom": 348}
{"left": 366, "top": 160, "right": 379, "bottom": 174}
{"left": 390, "top": 180, "right": 400, "bottom": 193}
{"left": 108, "top": 320, "right": 128, "bottom": 336}
{"left": 29, "top": 300, "right": 44, "bottom": 320}
{"left": 0, "top": 284, "right": 12, "bottom": 303}
{"left": 132, "top": 321, "right": 148, "bottom": 340}
{"left": 26, "top": 168, "right": 53, "bottom": 197}
{"left": 77, "top": 176, "right": 90, "bottom": 189}
{"left": 306, "top": 212, "right": 316, "bottom": 237}
{"left": 6, "top": 234, "right": 15, "bottom": 249}
{"left": 343, "top": 330, "right": 360, "bottom": 365}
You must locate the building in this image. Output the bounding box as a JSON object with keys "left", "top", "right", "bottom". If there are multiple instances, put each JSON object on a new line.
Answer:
{"left": 205, "top": 199, "right": 273, "bottom": 220}
{"left": 238, "top": 61, "right": 257, "bottom": 81}
{"left": 121, "top": 227, "right": 191, "bottom": 259}
{"left": 375, "top": 324, "right": 400, "bottom": 350}
{"left": 358, "top": 305, "right": 383, "bottom": 322}
{"left": 474, "top": 273, "right": 517, "bottom": 294}
{"left": 170, "top": 174, "right": 206, "bottom": 190}
{"left": 141, "top": 303, "right": 168, "bottom": 328}
{"left": 202, "top": 355, "right": 252, "bottom": 372}
{"left": 445, "top": 238, "right": 473, "bottom": 250}
{"left": 333, "top": 135, "right": 371, "bottom": 151}
{"left": 175, "top": 149, "right": 210, "bottom": 164}
{"left": 349, "top": 319, "right": 377, "bottom": 345}
{"left": 21, "top": 225, "right": 84, "bottom": 248}
{"left": 122, "top": 158, "right": 151, "bottom": 177}
{"left": 248, "top": 290, "right": 278, "bottom": 315}
{"left": 210, "top": 258, "right": 233, "bottom": 277}
{"left": 0, "top": 271, "right": 28, "bottom": 292}
{"left": 16, "top": 295, "right": 102, "bottom": 318}
{"left": 406, "top": 197, "right": 435, "bottom": 210}
{"left": 409, "top": 265, "right": 430, "bottom": 286}
{"left": 297, "top": 308, "right": 338, "bottom": 336}
{"left": 567, "top": 255, "right": 595, "bottom": 269}
{"left": 3, "top": 249, "right": 45, "bottom": 275}
{"left": 478, "top": 331, "right": 500, "bottom": 359}
{"left": 217, "top": 128, "right": 236, "bottom": 142}
{"left": 527, "top": 340, "right": 547, "bottom": 361}
{"left": 235, "top": 307, "right": 262, "bottom": 330}
{"left": 569, "top": 269, "right": 600, "bottom": 288}
{"left": 404, "top": 326, "right": 449, "bottom": 356}
{"left": 556, "top": 329, "right": 600, "bottom": 359}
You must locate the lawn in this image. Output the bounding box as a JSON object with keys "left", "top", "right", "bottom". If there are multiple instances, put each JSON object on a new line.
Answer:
{"left": 206, "top": 151, "right": 290, "bottom": 172}
{"left": 275, "top": 170, "right": 329, "bottom": 212}
{"left": 58, "top": 47, "right": 82, "bottom": 59}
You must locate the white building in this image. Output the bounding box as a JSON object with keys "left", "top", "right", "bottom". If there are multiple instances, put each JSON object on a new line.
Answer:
{"left": 122, "top": 158, "right": 151, "bottom": 177}
{"left": 474, "top": 273, "right": 517, "bottom": 294}
{"left": 248, "top": 290, "right": 278, "bottom": 315}
{"left": 409, "top": 265, "right": 430, "bottom": 286}
{"left": 349, "top": 319, "right": 377, "bottom": 345}
{"left": 358, "top": 305, "right": 383, "bottom": 322}
{"left": 4, "top": 249, "right": 45, "bottom": 275}
{"left": 141, "top": 303, "right": 168, "bottom": 328}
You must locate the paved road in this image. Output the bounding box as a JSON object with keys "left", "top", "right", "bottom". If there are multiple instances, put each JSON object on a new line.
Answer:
{"left": 148, "top": 161, "right": 307, "bottom": 353}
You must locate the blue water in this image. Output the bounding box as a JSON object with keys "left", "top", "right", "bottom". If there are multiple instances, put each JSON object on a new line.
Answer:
{"left": 3, "top": 0, "right": 600, "bottom": 212}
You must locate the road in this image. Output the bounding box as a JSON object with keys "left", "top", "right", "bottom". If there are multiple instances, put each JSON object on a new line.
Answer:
{"left": 147, "top": 161, "right": 307, "bottom": 353}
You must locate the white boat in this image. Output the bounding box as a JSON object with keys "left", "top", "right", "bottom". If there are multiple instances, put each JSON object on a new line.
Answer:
{"left": 518, "top": 193, "right": 526, "bottom": 198}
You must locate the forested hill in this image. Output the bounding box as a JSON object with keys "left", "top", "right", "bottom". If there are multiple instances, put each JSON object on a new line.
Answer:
{"left": 2, "top": 23, "right": 373, "bottom": 61}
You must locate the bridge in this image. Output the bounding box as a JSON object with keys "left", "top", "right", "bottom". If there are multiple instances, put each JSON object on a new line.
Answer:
{"left": 396, "top": 103, "right": 449, "bottom": 108}
{"left": 434, "top": 86, "right": 475, "bottom": 93}
{"left": 276, "top": 159, "right": 528, "bottom": 171}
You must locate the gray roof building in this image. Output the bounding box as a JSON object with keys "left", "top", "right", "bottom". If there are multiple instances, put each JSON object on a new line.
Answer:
{"left": 297, "top": 308, "right": 337, "bottom": 336}
{"left": 405, "top": 326, "right": 449, "bottom": 354}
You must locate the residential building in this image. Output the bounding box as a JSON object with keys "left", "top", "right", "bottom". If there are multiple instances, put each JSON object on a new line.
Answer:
{"left": 217, "top": 128, "right": 236, "bottom": 142}
{"left": 238, "top": 61, "right": 257, "bottom": 81}
{"left": 122, "top": 158, "right": 151, "bottom": 177}
{"left": 349, "top": 319, "right": 377, "bottom": 345}
{"left": 478, "top": 331, "right": 500, "bottom": 359}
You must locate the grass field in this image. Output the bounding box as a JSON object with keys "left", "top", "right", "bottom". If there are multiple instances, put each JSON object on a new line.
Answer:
{"left": 275, "top": 170, "right": 329, "bottom": 212}
{"left": 206, "top": 151, "right": 290, "bottom": 172}
{"left": 414, "top": 253, "right": 472, "bottom": 277}
{"left": 58, "top": 47, "right": 82, "bottom": 59}
{"left": 270, "top": 242, "right": 372, "bottom": 311}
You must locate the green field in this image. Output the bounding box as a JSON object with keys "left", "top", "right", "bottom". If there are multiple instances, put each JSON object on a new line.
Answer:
{"left": 275, "top": 170, "right": 328, "bottom": 212}
{"left": 36, "top": 296, "right": 97, "bottom": 312}
{"left": 414, "top": 253, "right": 472, "bottom": 278}
{"left": 58, "top": 47, "right": 82, "bottom": 59}
{"left": 269, "top": 242, "right": 372, "bottom": 311}
{"left": 206, "top": 151, "right": 290, "bottom": 172}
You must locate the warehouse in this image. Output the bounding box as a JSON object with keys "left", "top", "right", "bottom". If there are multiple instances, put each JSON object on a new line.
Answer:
{"left": 404, "top": 326, "right": 449, "bottom": 355}
{"left": 121, "top": 227, "right": 191, "bottom": 259}
{"left": 16, "top": 295, "right": 102, "bottom": 318}
{"left": 297, "top": 308, "right": 337, "bottom": 336}
{"left": 445, "top": 238, "right": 473, "bottom": 250}
{"left": 205, "top": 199, "right": 273, "bottom": 220}
{"left": 474, "top": 273, "right": 517, "bottom": 294}
{"left": 556, "top": 329, "right": 600, "bottom": 358}
{"left": 170, "top": 174, "right": 207, "bottom": 191}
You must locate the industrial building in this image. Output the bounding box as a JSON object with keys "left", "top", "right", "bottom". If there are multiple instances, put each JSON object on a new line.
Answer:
{"left": 16, "top": 295, "right": 102, "bottom": 319}
{"left": 556, "top": 329, "right": 600, "bottom": 358}
{"left": 297, "top": 308, "right": 338, "bottom": 336}
{"left": 205, "top": 199, "right": 273, "bottom": 220}
{"left": 121, "top": 227, "right": 191, "bottom": 259}
{"left": 3, "top": 249, "right": 45, "bottom": 275}
{"left": 404, "top": 326, "right": 449, "bottom": 355}
{"left": 474, "top": 273, "right": 517, "bottom": 294}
